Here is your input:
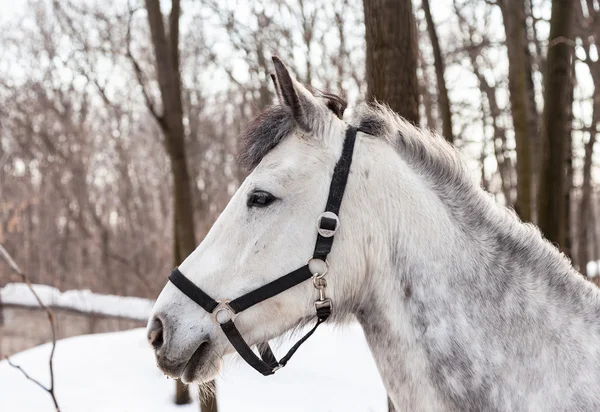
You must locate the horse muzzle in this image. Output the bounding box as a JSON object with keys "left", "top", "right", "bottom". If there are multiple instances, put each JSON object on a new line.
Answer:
{"left": 147, "top": 313, "right": 218, "bottom": 383}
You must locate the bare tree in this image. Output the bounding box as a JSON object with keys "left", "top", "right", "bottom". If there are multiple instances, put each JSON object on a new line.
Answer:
{"left": 363, "top": 0, "right": 420, "bottom": 124}
{"left": 537, "top": 0, "right": 575, "bottom": 251}
{"left": 422, "top": 0, "right": 453, "bottom": 143}
{"left": 497, "top": 0, "right": 536, "bottom": 222}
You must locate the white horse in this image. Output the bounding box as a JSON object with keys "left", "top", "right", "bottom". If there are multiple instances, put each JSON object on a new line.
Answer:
{"left": 148, "top": 57, "right": 600, "bottom": 411}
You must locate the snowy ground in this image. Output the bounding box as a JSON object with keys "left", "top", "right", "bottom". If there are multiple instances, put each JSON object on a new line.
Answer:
{"left": 0, "top": 322, "right": 387, "bottom": 412}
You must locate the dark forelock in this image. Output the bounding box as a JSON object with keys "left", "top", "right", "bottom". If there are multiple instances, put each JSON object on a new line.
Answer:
{"left": 237, "top": 93, "right": 347, "bottom": 171}
{"left": 237, "top": 105, "right": 295, "bottom": 171}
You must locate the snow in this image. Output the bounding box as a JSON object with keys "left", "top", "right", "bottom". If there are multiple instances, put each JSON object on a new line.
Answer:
{"left": 1, "top": 283, "right": 387, "bottom": 410}
{"left": 0, "top": 283, "right": 154, "bottom": 320}
{"left": 0, "top": 322, "right": 387, "bottom": 412}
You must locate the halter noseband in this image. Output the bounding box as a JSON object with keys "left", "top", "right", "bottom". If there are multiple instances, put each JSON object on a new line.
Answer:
{"left": 168, "top": 126, "right": 358, "bottom": 376}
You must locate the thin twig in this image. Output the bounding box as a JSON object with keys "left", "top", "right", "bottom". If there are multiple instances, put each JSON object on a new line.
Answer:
{"left": 6, "top": 357, "right": 52, "bottom": 393}
{"left": 1, "top": 244, "right": 61, "bottom": 412}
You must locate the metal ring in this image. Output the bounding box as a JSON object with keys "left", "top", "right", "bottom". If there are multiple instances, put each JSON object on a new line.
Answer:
{"left": 211, "top": 300, "right": 238, "bottom": 325}
{"left": 307, "top": 258, "right": 329, "bottom": 279}
{"left": 316, "top": 211, "right": 340, "bottom": 238}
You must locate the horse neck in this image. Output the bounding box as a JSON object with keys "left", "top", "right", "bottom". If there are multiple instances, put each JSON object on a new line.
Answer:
{"left": 345, "top": 134, "right": 600, "bottom": 411}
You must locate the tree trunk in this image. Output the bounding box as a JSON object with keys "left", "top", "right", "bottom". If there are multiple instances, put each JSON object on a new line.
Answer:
{"left": 565, "top": 60, "right": 577, "bottom": 263}
{"left": 144, "top": 0, "right": 196, "bottom": 256}
{"left": 363, "top": 0, "right": 419, "bottom": 124}
{"left": 537, "top": 0, "right": 575, "bottom": 250}
{"left": 175, "top": 380, "right": 190, "bottom": 405}
{"left": 143, "top": 0, "right": 217, "bottom": 410}
{"left": 422, "top": 0, "right": 453, "bottom": 143}
{"left": 418, "top": 52, "right": 436, "bottom": 130}
{"left": 578, "top": 110, "right": 598, "bottom": 276}
{"left": 564, "top": 117, "right": 574, "bottom": 261}
{"left": 173, "top": 218, "right": 191, "bottom": 405}
{"left": 498, "top": 0, "right": 535, "bottom": 222}
{"left": 523, "top": 2, "right": 541, "bottom": 220}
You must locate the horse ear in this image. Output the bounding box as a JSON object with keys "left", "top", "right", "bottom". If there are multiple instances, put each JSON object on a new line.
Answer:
{"left": 269, "top": 73, "right": 284, "bottom": 104}
{"left": 272, "top": 56, "right": 318, "bottom": 130}
{"left": 321, "top": 93, "right": 347, "bottom": 119}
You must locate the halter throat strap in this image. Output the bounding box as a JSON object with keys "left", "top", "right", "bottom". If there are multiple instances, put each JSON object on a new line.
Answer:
{"left": 168, "top": 126, "right": 358, "bottom": 376}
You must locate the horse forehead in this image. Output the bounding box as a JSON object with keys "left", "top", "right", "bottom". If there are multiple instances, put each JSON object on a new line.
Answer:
{"left": 252, "top": 139, "right": 325, "bottom": 180}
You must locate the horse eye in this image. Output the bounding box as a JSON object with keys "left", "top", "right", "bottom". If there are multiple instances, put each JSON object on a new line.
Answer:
{"left": 247, "top": 190, "right": 276, "bottom": 208}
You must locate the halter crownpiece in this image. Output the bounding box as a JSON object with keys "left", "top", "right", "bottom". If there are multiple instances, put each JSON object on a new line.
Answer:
{"left": 168, "top": 126, "right": 358, "bottom": 376}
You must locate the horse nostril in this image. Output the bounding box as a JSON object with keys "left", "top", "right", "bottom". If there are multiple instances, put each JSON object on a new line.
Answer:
{"left": 148, "top": 316, "right": 164, "bottom": 350}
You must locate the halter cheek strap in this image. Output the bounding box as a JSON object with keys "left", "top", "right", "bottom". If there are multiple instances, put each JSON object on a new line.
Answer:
{"left": 168, "top": 126, "right": 358, "bottom": 376}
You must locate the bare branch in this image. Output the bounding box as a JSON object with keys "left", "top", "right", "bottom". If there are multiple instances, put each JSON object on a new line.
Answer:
{"left": 125, "top": 1, "right": 166, "bottom": 130}
{"left": 0, "top": 244, "right": 61, "bottom": 412}
{"left": 0, "top": 244, "right": 22, "bottom": 274}
{"left": 5, "top": 357, "right": 52, "bottom": 393}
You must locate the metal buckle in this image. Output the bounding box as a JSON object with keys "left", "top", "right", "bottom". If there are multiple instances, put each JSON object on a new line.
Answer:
{"left": 314, "top": 298, "right": 332, "bottom": 312}
{"left": 307, "top": 258, "right": 328, "bottom": 279}
{"left": 312, "top": 274, "right": 332, "bottom": 315}
{"left": 316, "top": 211, "right": 340, "bottom": 237}
{"left": 312, "top": 276, "right": 326, "bottom": 289}
{"left": 211, "top": 300, "right": 238, "bottom": 325}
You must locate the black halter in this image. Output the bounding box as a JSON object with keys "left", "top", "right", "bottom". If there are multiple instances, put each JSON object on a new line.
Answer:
{"left": 168, "top": 126, "right": 358, "bottom": 376}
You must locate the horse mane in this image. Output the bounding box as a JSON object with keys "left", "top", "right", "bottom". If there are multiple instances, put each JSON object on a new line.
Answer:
{"left": 353, "top": 102, "right": 600, "bottom": 316}
{"left": 352, "top": 102, "right": 471, "bottom": 201}
{"left": 351, "top": 103, "right": 558, "bottom": 260}
{"left": 351, "top": 101, "right": 501, "bottom": 233}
